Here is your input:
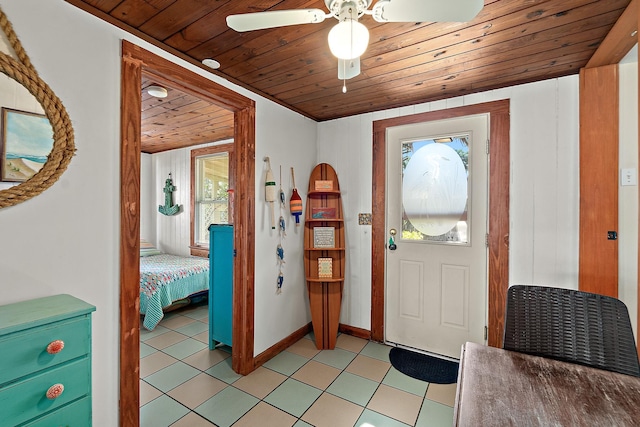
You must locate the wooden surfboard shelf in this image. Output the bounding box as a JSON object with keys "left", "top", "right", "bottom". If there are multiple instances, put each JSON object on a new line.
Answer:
{"left": 304, "top": 163, "right": 345, "bottom": 350}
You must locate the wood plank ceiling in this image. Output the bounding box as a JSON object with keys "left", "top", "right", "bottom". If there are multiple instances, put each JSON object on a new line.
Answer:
{"left": 66, "top": 0, "right": 633, "bottom": 152}
{"left": 141, "top": 76, "right": 234, "bottom": 153}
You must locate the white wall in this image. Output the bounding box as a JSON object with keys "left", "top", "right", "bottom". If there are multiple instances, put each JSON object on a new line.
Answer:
{"left": 317, "top": 77, "right": 581, "bottom": 330}
{"left": 619, "top": 52, "right": 638, "bottom": 338}
{"left": 0, "top": 1, "right": 316, "bottom": 425}
{"left": 140, "top": 153, "right": 154, "bottom": 243}
{"left": 150, "top": 147, "right": 192, "bottom": 256}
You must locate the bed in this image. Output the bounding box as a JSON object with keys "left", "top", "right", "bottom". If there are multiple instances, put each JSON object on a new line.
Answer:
{"left": 139, "top": 240, "right": 209, "bottom": 330}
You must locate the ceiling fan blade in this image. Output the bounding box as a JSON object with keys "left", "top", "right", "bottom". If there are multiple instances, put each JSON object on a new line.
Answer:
{"left": 227, "top": 9, "right": 327, "bottom": 32}
{"left": 372, "top": 0, "right": 483, "bottom": 23}
{"left": 338, "top": 57, "right": 361, "bottom": 80}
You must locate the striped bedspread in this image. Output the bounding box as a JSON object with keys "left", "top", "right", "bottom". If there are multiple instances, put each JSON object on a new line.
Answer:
{"left": 139, "top": 254, "right": 209, "bottom": 330}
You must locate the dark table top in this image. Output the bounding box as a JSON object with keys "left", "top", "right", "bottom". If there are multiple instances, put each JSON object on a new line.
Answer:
{"left": 454, "top": 342, "right": 640, "bottom": 426}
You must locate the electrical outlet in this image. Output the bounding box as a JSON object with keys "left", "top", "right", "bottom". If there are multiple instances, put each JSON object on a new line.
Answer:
{"left": 621, "top": 168, "right": 637, "bottom": 186}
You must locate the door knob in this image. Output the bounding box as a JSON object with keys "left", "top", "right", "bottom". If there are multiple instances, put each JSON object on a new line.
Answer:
{"left": 388, "top": 228, "right": 397, "bottom": 250}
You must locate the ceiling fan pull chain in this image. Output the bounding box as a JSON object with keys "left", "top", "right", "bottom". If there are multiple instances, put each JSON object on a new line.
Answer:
{"left": 342, "top": 59, "right": 347, "bottom": 93}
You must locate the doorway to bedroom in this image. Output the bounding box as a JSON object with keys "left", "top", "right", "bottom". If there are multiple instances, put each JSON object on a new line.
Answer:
{"left": 119, "top": 41, "right": 256, "bottom": 426}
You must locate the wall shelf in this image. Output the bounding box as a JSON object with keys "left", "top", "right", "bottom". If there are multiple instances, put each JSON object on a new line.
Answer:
{"left": 303, "top": 163, "right": 345, "bottom": 350}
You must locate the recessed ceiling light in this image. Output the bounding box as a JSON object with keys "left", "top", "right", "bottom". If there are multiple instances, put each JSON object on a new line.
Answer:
{"left": 202, "top": 58, "right": 221, "bottom": 69}
{"left": 146, "top": 85, "right": 168, "bottom": 98}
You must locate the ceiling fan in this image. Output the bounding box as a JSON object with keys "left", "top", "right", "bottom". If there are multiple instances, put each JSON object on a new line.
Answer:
{"left": 226, "top": 0, "right": 484, "bottom": 86}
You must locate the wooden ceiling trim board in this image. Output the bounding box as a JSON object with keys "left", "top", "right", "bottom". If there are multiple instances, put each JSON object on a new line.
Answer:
{"left": 110, "top": 0, "right": 176, "bottom": 28}
{"left": 148, "top": 99, "right": 212, "bottom": 117}
{"left": 164, "top": 3, "right": 250, "bottom": 52}
{"left": 586, "top": 0, "right": 637, "bottom": 67}
{"left": 144, "top": 116, "right": 233, "bottom": 132}
{"left": 142, "top": 134, "right": 235, "bottom": 153}
{"left": 142, "top": 120, "right": 226, "bottom": 138}
{"left": 82, "top": 0, "right": 121, "bottom": 13}
{"left": 143, "top": 136, "right": 234, "bottom": 154}
{"left": 142, "top": 96, "right": 204, "bottom": 116}
{"left": 150, "top": 110, "right": 228, "bottom": 130}
{"left": 139, "top": 0, "right": 231, "bottom": 41}
{"left": 149, "top": 122, "right": 233, "bottom": 136}
{"left": 148, "top": 124, "right": 233, "bottom": 140}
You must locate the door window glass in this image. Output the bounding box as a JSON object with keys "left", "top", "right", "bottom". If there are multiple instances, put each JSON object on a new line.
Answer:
{"left": 401, "top": 135, "right": 470, "bottom": 244}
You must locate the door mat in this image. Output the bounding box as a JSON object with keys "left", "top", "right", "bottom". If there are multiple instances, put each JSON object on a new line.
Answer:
{"left": 389, "top": 347, "right": 459, "bottom": 384}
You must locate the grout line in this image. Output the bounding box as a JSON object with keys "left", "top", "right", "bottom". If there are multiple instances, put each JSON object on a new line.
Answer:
{"left": 141, "top": 307, "right": 454, "bottom": 427}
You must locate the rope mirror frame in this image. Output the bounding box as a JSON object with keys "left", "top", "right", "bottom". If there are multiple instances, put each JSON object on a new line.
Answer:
{"left": 0, "top": 9, "right": 74, "bottom": 209}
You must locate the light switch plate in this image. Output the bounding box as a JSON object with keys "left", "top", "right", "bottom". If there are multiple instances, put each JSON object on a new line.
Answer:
{"left": 621, "top": 168, "right": 637, "bottom": 186}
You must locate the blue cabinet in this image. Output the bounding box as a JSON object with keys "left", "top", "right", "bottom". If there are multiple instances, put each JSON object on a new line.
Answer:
{"left": 208, "top": 224, "right": 234, "bottom": 349}
{"left": 0, "top": 294, "right": 95, "bottom": 426}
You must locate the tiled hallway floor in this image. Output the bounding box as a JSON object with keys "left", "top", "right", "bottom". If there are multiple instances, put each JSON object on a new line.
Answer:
{"left": 140, "top": 302, "right": 457, "bottom": 427}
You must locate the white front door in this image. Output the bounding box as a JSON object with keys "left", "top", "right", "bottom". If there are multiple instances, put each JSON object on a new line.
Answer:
{"left": 385, "top": 114, "right": 489, "bottom": 358}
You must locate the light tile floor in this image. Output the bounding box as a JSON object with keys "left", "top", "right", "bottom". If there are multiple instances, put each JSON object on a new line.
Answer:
{"left": 140, "top": 302, "right": 457, "bottom": 427}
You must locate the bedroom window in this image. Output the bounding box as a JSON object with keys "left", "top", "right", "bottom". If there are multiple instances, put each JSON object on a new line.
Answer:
{"left": 190, "top": 143, "right": 234, "bottom": 257}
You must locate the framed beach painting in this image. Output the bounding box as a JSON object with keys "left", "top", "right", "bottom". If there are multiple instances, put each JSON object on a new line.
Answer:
{"left": 1, "top": 108, "right": 54, "bottom": 182}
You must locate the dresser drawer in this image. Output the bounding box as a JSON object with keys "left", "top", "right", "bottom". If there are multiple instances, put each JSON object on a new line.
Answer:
{"left": 22, "top": 396, "right": 91, "bottom": 427}
{"left": 0, "top": 357, "right": 91, "bottom": 427}
{"left": 0, "top": 316, "right": 91, "bottom": 385}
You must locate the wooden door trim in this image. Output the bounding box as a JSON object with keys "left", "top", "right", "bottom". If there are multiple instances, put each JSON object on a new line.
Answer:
{"left": 120, "top": 40, "right": 256, "bottom": 427}
{"left": 371, "top": 100, "right": 510, "bottom": 348}
{"left": 578, "top": 65, "right": 619, "bottom": 297}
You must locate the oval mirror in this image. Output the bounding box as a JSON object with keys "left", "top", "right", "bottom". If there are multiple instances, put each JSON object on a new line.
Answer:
{"left": 0, "top": 12, "right": 74, "bottom": 209}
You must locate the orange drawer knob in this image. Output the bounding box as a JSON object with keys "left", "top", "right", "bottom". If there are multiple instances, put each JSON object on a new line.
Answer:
{"left": 46, "top": 340, "right": 65, "bottom": 354}
{"left": 46, "top": 383, "right": 64, "bottom": 399}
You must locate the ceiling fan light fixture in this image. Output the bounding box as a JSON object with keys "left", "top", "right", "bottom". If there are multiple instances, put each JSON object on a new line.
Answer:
{"left": 146, "top": 85, "right": 168, "bottom": 98}
{"left": 328, "top": 18, "right": 369, "bottom": 60}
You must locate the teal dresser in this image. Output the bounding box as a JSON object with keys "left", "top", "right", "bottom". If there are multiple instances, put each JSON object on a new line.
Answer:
{"left": 208, "top": 224, "right": 233, "bottom": 350}
{"left": 0, "top": 294, "right": 95, "bottom": 426}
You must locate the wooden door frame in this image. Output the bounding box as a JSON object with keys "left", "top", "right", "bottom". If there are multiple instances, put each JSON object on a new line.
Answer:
{"left": 120, "top": 40, "right": 256, "bottom": 426}
{"left": 371, "top": 100, "right": 510, "bottom": 348}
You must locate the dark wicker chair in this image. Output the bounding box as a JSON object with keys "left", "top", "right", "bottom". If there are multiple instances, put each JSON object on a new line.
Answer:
{"left": 503, "top": 285, "right": 640, "bottom": 377}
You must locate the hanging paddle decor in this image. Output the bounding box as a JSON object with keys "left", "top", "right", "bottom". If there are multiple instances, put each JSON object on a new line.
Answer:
{"left": 290, "top": 167, "right": 303, "bottom": 225}
{"left": 264, "top": 157, "right": 277, "bottom": 229}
